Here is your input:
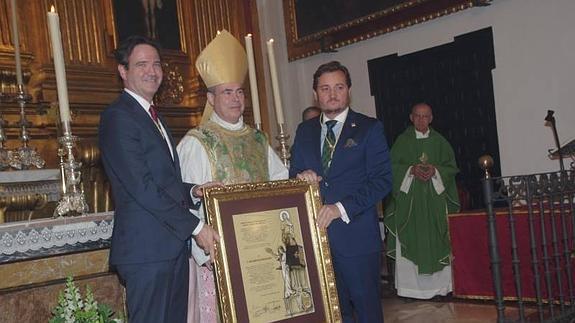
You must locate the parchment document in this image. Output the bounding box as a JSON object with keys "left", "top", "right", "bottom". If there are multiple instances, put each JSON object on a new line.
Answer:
{"left": 233, "top": 207, "right": 314, "bottom": 322}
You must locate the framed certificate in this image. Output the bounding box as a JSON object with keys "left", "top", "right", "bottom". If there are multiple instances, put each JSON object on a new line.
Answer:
{"left": 204, "top": 179, "right": 341, "bottom": 322}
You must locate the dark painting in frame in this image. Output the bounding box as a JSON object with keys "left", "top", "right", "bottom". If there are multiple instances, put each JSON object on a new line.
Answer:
{"left": 204, "top": 179, "right": 341, "bottom": 322}
{"left": 283, "top": 0, "right": 478, "bottom": 61}
{"left": 112, "top": 0, "right": 182, "bottom": 51}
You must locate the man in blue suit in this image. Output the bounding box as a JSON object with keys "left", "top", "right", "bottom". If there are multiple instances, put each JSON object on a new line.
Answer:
{"left": 290, "top": 61, "right": 392, "bottom": 322}
{"left": 99, "top": 35, "right": 219, "bottom": 323}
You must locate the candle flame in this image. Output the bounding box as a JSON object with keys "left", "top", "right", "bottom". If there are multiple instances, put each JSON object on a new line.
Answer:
{"left": 247, "top": 33, "right": 252, "bottom": 37}
{"left": 217, "top": 30, "right": 221, "bottom": 35}
{"left": 268, "top": 38, "right": 274, "bottom": 43}
{"left": 50, "top": 5, "right": 55, "bottom": 12}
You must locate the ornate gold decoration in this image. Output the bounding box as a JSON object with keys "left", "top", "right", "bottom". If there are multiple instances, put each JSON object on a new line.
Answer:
{"left": 0, "top": 169, "right": 60, "bottom": 223}
{"left": 284, "top": 0, "right": 476, "bottom": 61}
{"left": 0, "top": 193, "right": 49, "bottom": 223}
{"left": 419, "top": 152, "right": 430, "bottom": 173}
{"left": 155, "top": 61, "right": 185, "bottom": 105}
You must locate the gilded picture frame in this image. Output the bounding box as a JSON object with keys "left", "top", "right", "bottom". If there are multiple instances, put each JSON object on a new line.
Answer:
{"left": 204, "top": 179, "right": 341, "bottom": 323}
{"left": 283, "top": 0, "right": 476, "bottom": 61}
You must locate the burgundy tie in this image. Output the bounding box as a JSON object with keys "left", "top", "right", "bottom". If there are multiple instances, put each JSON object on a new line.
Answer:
{"left": 149, "top": 105, "right": 159, "bottom": 123}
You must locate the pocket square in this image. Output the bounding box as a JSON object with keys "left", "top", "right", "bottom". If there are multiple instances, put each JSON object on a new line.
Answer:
{"left": 344, "top": 138, "right": 358, "bottom": 148}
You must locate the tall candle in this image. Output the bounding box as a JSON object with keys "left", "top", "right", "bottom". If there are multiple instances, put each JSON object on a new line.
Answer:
{"left": 266, "top": 39, "right": 285, "bottom": 125}
{"left": 244, "top": 34, "right": 261, "bottom": 128}
{"left": 9, "top": 0, "right": 22, "bottom": 86}
{"left": 47, "top": 6, "right": 71, "bottom": 135}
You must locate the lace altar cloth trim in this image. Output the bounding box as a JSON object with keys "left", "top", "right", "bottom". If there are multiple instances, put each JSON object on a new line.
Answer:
{"left": 0, "top": 214, "right": 114, "bottom": 256}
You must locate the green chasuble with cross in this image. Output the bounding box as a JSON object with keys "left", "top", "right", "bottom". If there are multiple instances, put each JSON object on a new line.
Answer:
{"left": 384, "top": 126, "right": 460, "bottom": 274}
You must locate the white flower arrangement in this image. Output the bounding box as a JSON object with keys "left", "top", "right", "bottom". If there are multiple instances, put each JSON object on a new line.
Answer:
{"left": 50, "top": 276, "right": 123, "bottom": 323}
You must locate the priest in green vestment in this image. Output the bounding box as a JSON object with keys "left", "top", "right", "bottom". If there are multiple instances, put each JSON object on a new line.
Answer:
{"left": 384, "top": 102, "right": 460, "bottom": 299}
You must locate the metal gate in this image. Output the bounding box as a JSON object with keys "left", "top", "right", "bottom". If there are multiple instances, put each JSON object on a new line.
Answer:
{"left": 483, "top": 165, "right": 575, "bottom": 322}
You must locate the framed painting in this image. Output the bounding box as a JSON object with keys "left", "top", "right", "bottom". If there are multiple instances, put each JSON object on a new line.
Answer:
{"left": 204, "top": 179, "right": 341, "bottom": 322}
{"left": 112, "top": 0, "right": 181, "bottom": 50}
{"left": 283, "top": 0, "right": 478, "bottom": 61}
{"left": 103, "top": 0, "right": 189, "bottom": 60}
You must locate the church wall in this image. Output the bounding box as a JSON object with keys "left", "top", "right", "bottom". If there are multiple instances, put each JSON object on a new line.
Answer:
{"left": 257, "top": 0, "right": 575, "bottom": 176}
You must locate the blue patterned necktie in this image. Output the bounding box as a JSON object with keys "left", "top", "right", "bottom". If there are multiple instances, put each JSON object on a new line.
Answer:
{"left": 322, "top": 120, "right": 337, "bottom": 173}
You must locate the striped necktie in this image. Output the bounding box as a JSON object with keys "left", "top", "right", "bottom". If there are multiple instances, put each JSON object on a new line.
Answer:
{"left": 322, "top": 120, "right": 337, "bottom": 173}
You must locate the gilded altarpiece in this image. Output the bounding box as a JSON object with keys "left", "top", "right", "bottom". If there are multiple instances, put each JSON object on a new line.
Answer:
{"left": 0, "top": 0, "right": 266, "bottom": 222}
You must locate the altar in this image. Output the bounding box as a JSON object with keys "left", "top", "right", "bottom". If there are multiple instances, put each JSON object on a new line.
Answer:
{"left": 0, "top": 212, "right": 123, "bottom": 322}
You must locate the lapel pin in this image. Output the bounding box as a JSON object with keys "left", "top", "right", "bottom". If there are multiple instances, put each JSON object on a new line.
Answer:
{"left": 351, "top": 122, "right": 356, "bottom": 128}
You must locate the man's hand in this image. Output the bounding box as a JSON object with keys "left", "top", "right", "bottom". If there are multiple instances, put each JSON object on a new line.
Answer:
{"left": 192, "top": 181, "right": 224, "bottom": 198}
{"left": 296, "top": 170, "right": 322, "bottom": 184}
{"left": 411, "top": 164, "right": 435, "bottom": 182}
{"left": 420, "top": 165, "right": 436, "bottom": 181}
{"left": 317, "top": 204, "right": 341, "bottom": 229}
{"left": 195, "top": 225, "right": 220, "bottom": 263}
{"left": 410, "top": 164, "right": 423, "bottom": 180}
{"left": 204, "top": 260, "right": 214, "bottom": 271}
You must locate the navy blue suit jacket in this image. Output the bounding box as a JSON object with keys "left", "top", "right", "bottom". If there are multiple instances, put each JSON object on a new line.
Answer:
{"left": 290, "top": 109, "right": 392, "bottom": 257}
{"left": 99, "top": 91, "right": 199, "bottom": 265}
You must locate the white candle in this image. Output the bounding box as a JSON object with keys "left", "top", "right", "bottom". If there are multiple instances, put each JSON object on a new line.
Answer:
{"left": 244, "top": 34, "right": 261, "bottom": 128}
{"left": 47, "top": 6, "right": 71, "bottom": 134}
{"left": 9, "top": 0, "right": 22, "bottom": 86}
{"left": 266, "top": 39, "right": 284, "bottom": 125}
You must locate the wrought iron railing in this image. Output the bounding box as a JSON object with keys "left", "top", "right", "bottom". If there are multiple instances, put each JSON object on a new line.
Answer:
{"left": 481, "top": 156, "right": 575, "bottom": 322}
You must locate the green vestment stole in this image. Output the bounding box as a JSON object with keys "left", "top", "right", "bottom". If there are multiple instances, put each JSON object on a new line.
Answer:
{"left": 384, "top": 126, "right": 460, "bottom": 274}
{"left": 187, "top": 120, "right": 269, "bottom": 184}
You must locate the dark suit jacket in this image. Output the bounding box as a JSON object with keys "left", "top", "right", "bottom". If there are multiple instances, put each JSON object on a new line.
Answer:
{"left": 99, "top": 91, "right": 198, "bottom": 265}
{"left": 290, "top": 109, "right": 392, "bottom": 257}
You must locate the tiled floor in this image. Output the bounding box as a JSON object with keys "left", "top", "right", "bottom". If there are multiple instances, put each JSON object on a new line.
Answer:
{"left": 383, "top": 296, "right": 499, "bottom": 323}
{"left": 382, "top": 295, "right": 531, "bottom": 323}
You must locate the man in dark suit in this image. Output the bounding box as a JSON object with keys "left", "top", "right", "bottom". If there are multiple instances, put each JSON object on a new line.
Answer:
{"left": 99, "top": 35, "right": 219, "bottom": 323}
{"left": 290, "top": 61, "right": 392, "bottom": 322}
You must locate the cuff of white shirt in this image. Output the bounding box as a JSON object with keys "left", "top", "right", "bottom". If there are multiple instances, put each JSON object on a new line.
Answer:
{"left": 336, "top": 202, "right": 350, "bottom": 224}
{"left": 192, "top": 220, "right": 204, "bottom": 236}
{"left": 189, "top": 186, "right": 203, "bottom": 210}
{"left": 190, "top": 186, "right": 201, "bottom": 201}
{"left": 400, "top": 166, "right": 414, "bottom": 193}
{"left": 190, "top": 238, "right": 210, "bottom": 265}
{"left": 431, "top": 170, "right": 445, "bottom": 195}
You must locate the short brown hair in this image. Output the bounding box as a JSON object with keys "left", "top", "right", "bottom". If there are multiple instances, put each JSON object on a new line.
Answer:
{"left": 312, "top": 61, "right": 352, "bottom": 90}
{"left": 114, "top": 35, "right": 162, "bottom": 68}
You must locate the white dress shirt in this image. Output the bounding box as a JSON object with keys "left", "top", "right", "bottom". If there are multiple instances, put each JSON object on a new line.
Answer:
{"left": 321, "top": 108, "right": 351, "bottom": 224}
{"left": 124, "top": 88, "right": 174, "bottom": 160}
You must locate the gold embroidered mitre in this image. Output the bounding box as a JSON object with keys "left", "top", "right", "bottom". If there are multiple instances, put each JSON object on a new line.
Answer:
{"left": 196, "top": 30, "right": 248, "bottom": 124}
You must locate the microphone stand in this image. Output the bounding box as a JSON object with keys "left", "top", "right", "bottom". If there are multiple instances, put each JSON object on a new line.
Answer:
{"left": 545, "top": 110, "right": 565, "bottom": 172}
